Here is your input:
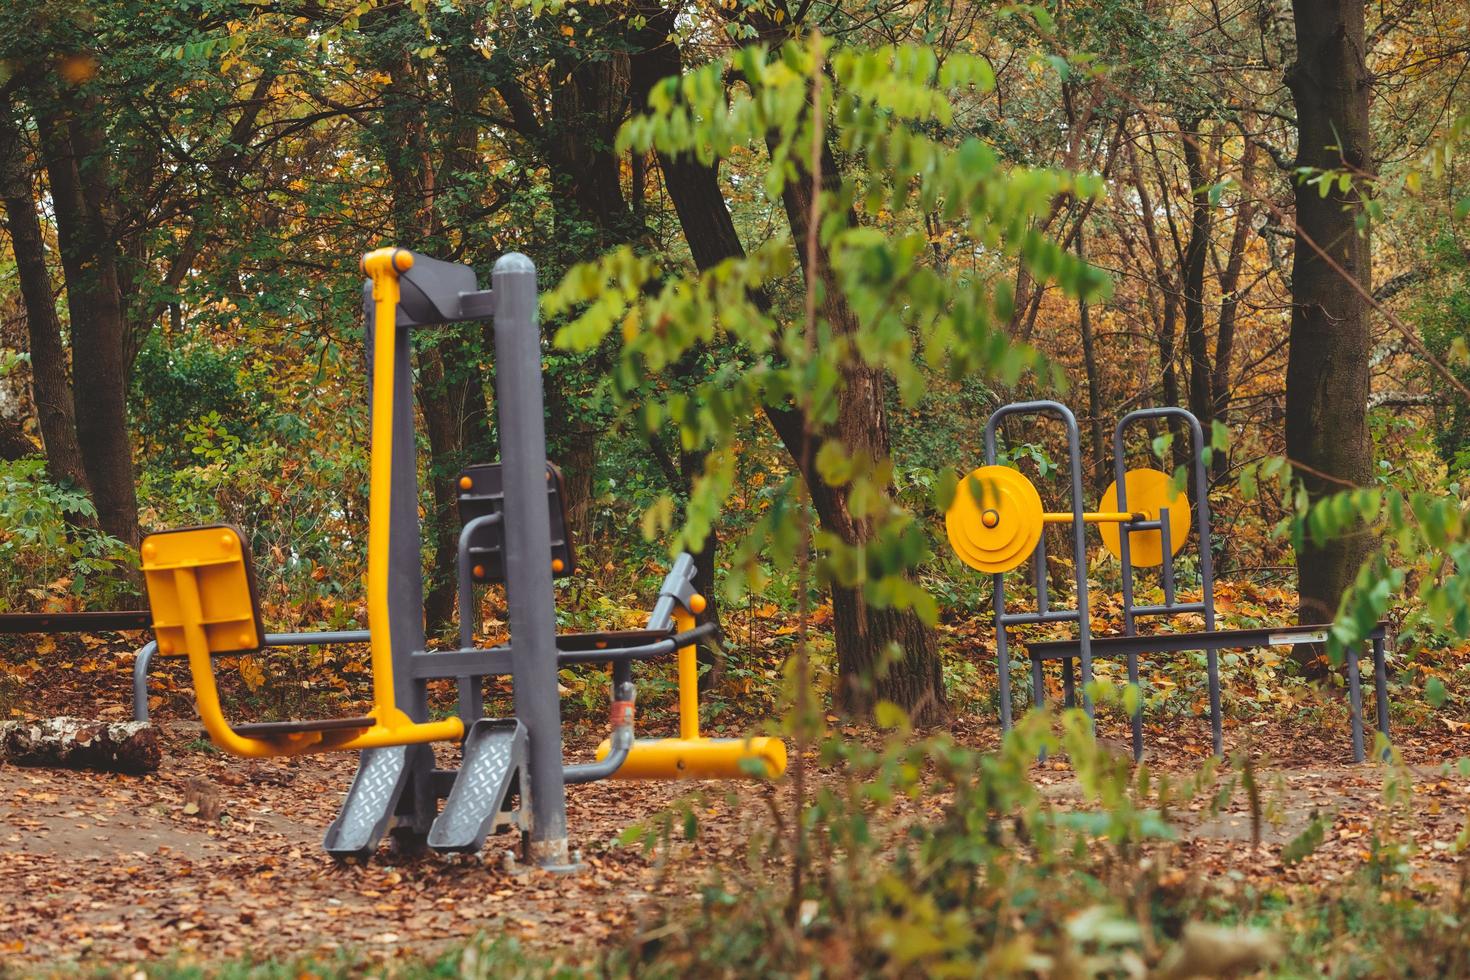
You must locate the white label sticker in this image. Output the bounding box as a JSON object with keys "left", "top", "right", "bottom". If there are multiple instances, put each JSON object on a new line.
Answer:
{"left": 1267, "top": 630, "right": 1328, "bottom": 646}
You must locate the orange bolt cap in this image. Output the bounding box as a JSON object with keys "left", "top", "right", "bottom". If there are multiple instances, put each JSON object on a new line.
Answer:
{"left": 459, "top": 475, "right": 473, "bottom": 491}
{"left": 551, "top": 558, "right": 565, "bottom": 573}
{"left": 689, "top": 593, "right": 707, "bottom": 615}
{"left": 472, "top": 564, "right": 486, "bottom": 579}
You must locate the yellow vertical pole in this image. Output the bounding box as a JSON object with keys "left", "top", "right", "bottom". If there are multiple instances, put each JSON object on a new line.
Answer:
{"left": 673, "top": 608, "right": 699, "bottom": 741}
{"left": 361, "top": 248, "right": 413, "bottom": 720}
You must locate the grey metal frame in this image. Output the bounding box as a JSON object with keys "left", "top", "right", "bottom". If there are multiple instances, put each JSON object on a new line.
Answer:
{"left": 133, "top": 249, "right": 714, "bottom": 866}
{"left": 986, "top": 400, "right": 1392, "bottom": 762}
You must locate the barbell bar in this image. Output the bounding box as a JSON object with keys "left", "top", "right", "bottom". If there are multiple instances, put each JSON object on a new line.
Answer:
{"left": 945, "top": 465, "right": 1190, "bottom": 574}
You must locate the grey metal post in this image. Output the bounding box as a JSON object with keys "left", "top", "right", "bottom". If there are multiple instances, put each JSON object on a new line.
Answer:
{"left": 491, "top": 254, "right": 572, "bottom": 870}
{"left": 1114, "top": 408, "right": 1220, "bottom": 758}
{"left": 994, "top": 575, "right": 1013, "bottom": 731}
{"left": 984, "top": 400, "right": 1095, "bottom": 730}
{"left": 1345, "top": 642, "right": 1365, "bottom": 763}
{"left": 1373, "top": 634, "right": 1390, "bottom": 757}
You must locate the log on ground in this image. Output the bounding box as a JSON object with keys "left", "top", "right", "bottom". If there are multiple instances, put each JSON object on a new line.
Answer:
{"left": 0, "top": 717, "right": 162, "bottom": 773}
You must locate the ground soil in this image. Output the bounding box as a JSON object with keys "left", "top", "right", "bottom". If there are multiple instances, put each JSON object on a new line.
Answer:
{"left": 2, "top": 637, "right": 1469, "bottom": 971}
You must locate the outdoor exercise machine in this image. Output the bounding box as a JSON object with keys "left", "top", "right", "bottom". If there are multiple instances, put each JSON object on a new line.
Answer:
{"left": 946, "top": 400, "right": 1391, "bottom": 762}
{"left": 136, "top": 248, "right": 785, "bottom": 868}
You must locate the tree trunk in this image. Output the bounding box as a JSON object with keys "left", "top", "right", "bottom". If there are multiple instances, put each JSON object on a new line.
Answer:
{"left": 34, "top": 96, "right": 141, "bottom": 549}
{"left": 776, "top": 140, "right": 946, "bottom": 725}
{"left": 1180, "top": 118, "right": 1215, "bottom": 431}
{"left": 1284, "top": 0, "right": 1374, "bottom": 662}
{"left": 1076, "top": 227, "right": 1108, "bottom": 491}
{"left": 631, "top": 21, "right": 945, "bottom": 724}
{"left": 0, "top": 717, "right": 160, "bottom": 774}
{"left": 0, "top": 97, "right": 89, "bottom": 494}
{"left": 1211, "top": 136, "right": 1258, "bottom": 480}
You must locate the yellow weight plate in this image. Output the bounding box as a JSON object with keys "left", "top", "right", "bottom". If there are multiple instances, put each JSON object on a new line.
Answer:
{"left": 945, "top": 465, "right": 1044, "bottom": 573}
{"left": 1098, "top": 468, "right": 1191, "bottom": 567}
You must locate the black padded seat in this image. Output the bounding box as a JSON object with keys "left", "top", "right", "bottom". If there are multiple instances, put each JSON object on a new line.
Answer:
{"left": 1024, "top": 622, "right": 1384, "bottom": 661}
{"left": 555, "top": 628, "right": 675, "bottom": 652}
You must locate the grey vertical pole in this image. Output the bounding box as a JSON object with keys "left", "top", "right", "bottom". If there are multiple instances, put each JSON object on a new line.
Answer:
{"left": 1112, "top": 424, "right": 1143, "bottom": 760}
{"left": 994, "top": 574, "right": 1012, "bottom": 732}
{"left": 1061, "top": 411, "right": 1095, "bottom": 729}
{"left": 1346, "top": 643, "right": 1365, "bottom": 763}
{"left": 1186, "top": 413, "right": 1223, "bottom": 759}
{"left": 1373, "top": 634, "right": 1390, "bottom": 757}
{"left": 491, "top": 254, "right": 572, "bottom": 870}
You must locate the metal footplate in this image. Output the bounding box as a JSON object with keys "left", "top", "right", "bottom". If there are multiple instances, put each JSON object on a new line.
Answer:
{"left": 323, "top": 745, "right": 413, "bottom": 859}
{"left": 428, "top": 719, "right": 528, "bottom": 853}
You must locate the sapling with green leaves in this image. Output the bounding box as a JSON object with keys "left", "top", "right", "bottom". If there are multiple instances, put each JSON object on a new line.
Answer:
{"left": 544, "top": 38, "right": 1110, "bottom": 723}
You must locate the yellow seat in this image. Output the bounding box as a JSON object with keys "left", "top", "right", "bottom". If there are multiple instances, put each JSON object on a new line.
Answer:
{"left": 141, "top": 525, "right": 461, "bottom": 758}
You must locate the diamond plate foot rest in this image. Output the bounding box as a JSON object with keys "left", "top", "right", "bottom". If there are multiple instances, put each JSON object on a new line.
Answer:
{"left": 428, "top": 719, "right": 526, "bottom": 854}
{"left": 324, "top": 745, "right": 411, "bottom": 859}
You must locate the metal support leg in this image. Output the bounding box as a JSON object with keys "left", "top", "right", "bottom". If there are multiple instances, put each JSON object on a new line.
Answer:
{"left": 1346, "top": 644, "right": 1365, "bottom": 763}
{"left": 1373, "top": 635, "right": 1390, "bottom": 759}
{"left": 132, "top": 641, "right": 157, "bottom": 722}
{"left": 1206, "top": 647, "right": 1223, "bottom": 757}
{"left": 1127, "top": 651, "right": 1143, "bottom": 761}
{"left": 995, "top": 574, "right": 1012, "bottom": 733}
{"left": 493, "top": 254, "right": 574, "bottom": 871}
{"left": 1031, "top": 654, "right": 1045, "bottom": 713}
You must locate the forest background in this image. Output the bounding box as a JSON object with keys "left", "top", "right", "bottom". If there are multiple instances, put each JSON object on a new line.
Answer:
{"left": 1, "top": 0, "right": 1465, "bottom": 727}
{"left": 1, "top": 0, "right": 1470, "bottom": 975}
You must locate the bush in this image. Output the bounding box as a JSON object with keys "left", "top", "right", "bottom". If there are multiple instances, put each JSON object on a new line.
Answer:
{"left": 0, "top": 459, "right": 133, "bottom": 611}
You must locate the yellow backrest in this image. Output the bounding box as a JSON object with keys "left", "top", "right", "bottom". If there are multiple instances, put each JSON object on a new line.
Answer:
{"left": 140, "top": 525, "right": 262, "bottom": 657}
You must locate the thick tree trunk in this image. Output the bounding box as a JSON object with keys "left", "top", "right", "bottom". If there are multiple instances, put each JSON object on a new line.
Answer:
{"left": 1284, "top": 0, "right": 1374, "bottom": 656}
{"left": 776, "top": 143, "right": 946, "bottom": 726}
{"left": 0, "top": 98, "right": 89, "bottom": 494}
{"left": 35, "top": 97, "right": 141, "bottom": 549}
{"left": 630, "top": 21, "right": 945, "bottom": 724}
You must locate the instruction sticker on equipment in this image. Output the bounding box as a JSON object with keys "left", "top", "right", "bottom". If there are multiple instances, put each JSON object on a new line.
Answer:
{"left": 1268, "top": 630, "right": 1328, "bottom": 646}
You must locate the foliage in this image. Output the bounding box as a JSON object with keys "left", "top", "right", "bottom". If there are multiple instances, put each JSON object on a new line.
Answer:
{"left": 546, "top": 39, "right": 1108, "bottom": 634}
{"left": 0, "top": 460, "right": 132, "bottom": 611}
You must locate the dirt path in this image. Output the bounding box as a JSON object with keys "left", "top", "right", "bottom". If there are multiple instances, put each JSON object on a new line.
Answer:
{"left": 2, "top": 713, "right": 1469, "bottom": 970}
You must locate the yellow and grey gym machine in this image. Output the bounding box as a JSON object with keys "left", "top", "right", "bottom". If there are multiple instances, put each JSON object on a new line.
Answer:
{"left": 138, "top": 249, "right": 784, "bottom": 868}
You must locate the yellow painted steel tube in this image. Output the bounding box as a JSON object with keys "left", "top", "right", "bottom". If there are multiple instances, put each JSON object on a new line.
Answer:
{"left": 173, "top": 568, "right": 320, "bottom": 758}
{"left": 674, "top": 608, "right": 700, "bottom": 741}
{"left": 356, "top": 247, "right": 464, "bottom": 748}
{"left": 363, "top": 248, "right": 408, "bottom": 718}
{"left": 1042, "top": 511, "right": 1146, "bottom": 524}
{"left": 596, "top": 736, "right": 788, "bottom": 780}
